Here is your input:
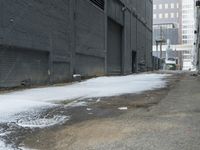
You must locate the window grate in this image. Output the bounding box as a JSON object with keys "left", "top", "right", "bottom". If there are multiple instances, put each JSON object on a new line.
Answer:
{"left": 90, "top": 0, "right": 105, "bottom": 10}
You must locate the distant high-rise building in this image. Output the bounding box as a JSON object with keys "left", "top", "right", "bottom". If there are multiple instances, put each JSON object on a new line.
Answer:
{"left": 153, "top": 0, "right": 182, "bottom": 45}
{"left": 153, "top": 0, "right": 195, "bottom": 70}
{"left": 182, "top": 0, "right": 195, "bottom": 45}
{"left": 181, "top": 0, "right": 195, "bottom": 70}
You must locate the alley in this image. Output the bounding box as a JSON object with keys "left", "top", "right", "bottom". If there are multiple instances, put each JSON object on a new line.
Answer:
{"left": 17, "top": 72, "right": 200, "bottom": 150}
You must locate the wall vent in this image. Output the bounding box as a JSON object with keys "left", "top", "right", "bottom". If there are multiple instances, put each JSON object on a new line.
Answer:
{"left": 90, "top": 0, "right": 105, "bottom": 10}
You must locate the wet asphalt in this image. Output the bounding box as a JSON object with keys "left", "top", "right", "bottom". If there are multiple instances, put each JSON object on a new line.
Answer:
{"left": 2, "top": 72, "right": 200, "bottom": 150}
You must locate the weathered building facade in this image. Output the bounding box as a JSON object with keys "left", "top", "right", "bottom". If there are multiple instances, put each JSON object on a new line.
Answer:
{"left": 0, "top": 0, "right": 153, "bottom": 87}
{"left": 153, "top": 0, "right": 182, "bottom": 45}
{"left": 195, "top": 0, "right": 200, "bottom": 70}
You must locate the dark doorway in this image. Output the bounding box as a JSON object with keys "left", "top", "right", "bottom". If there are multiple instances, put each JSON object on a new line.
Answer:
{"left": 107, "top": 18, "right": 122, "bottom": 75}
{"left": 132, "top": 51, "right": 137, "bottom": 73}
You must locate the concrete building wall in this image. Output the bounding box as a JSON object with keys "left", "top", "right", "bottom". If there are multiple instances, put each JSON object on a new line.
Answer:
{"left": 0, "top": 0, "right": 153, "bottom": 87}
{"left": 74, "top": 0, "right": 105, "bottom": 76}
{"left": 0, "top": 46, "right": 49, "bottom": 87}
{"left": 0, "top": 0, "right": 73, "bottom": 86}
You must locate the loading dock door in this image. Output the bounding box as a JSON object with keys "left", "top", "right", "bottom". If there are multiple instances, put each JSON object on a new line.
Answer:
{"left": 107, "top": 18, "right": 122, "bottom": 75}
{"left": 132, "top": 51, "right": 137, "bottom": 73}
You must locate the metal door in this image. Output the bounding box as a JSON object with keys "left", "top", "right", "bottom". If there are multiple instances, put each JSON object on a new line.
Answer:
{"left": 107, "top": 18, "right": 122, "bottom": 75}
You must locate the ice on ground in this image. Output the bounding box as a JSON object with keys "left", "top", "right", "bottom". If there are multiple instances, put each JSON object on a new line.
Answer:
{"left": 0, "top": 74, "right": 169, "bottom": 101}
{"left": 0, "top": 74, "right": 169, "bottom": 123}
{"left": 17, "top": 115, "right": 70, "bottom": 128}
{"left": 86, "top": 108, "right": 92, "bottom": 111}
{"left": 0, "top": 73, "right": 169, "bottom": 149}
{"left": 96, "top": 98, "right": 101, "bottom": 103}
{"left": 0, "top": 100, "right": 55, "bottom": 123}
{"left": 64, "top": 101, "right": 88, "bottom": 108}
{"left": 118, "top": 107, "right": 128, "bottom": 110}
{"left": 0, "top": 139, "right": 13, "bottom": 150}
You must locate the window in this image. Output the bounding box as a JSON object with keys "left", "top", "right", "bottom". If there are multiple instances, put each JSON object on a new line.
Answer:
{"left": 153, "top": 4, "right": 156, "bottom": 10}
{"left": 153, "top": 14, "right": 157, "bottom": 19}
{"left": 159, "top": 4, "right": 162, "bottom": 9}
{"left": 177, "top": 13, "right": 179, "bottom": 18}
{"left": 183, "top": 55, "right": 192, "bottom": 59}
{"left": 182, "top": 35, "right": 193, "bottom": 40}
{"left": 159, "top": 13, "right": 163, "bottom": 19}
{"left": 177, "top": 3, "right": 179, "bottom": 8}
{"left": 183, "top": 40, "right": 188, "bottom": 44}
{"left": 153, "top": 24, "right": 174, "bottom": 29}
{"left": 171, "top": 3, "right": 174, "bottom": 9}
{"left": 165, "top": 4, "right": 168, "bottom": 9}
{"left": 165, "top": 13, "right": 169, "bottom": 18}
{"left": 183, "top": 30, "right": 192, "bottom": 34}
{"left": 183, "top": 50, "right": 190, "bottom": 54}
{"left": 183, "top": 5, "right": 192, "bottom": 9}
{"left": 171, "top": 13, "right": 174, "bottom": 18}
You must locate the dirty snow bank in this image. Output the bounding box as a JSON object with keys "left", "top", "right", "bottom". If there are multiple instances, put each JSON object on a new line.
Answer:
{"left": 0, "top": 73, "right": 169, "bottom": 123}
{"left": 0, "top": 140, "right": 12, "bottom": 150}
{"left": 0, "top": 73, "right": 170, "bottom": 149}
{"left": 0, "top": 73, "right": 169, "bottom": 101}
{"left": 17, "top": 115, "right": 70, "bottom": 128}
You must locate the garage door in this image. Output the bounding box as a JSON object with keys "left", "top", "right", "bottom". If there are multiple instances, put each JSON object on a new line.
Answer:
{"left": 0, "top": 47, "right": 49, "bottom": 87}
{"left": 107, "top": 18, "right": 122, "bottom": 75}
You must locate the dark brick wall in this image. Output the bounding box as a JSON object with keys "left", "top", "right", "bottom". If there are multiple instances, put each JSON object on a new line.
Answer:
{"left": 75, "top": 0, "right": 105, "bottom": 76}
{"left": 0, "top": 46, "right": 49, "bottom": 87}
{"left": 0, "top": 0, "right": 153, "bottom": 87}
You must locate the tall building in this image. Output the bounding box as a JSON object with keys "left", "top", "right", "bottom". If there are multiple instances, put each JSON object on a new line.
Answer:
{"left": 153, "top": 0, "right": 195, "bottom": 70}
{"left": 182, "top": 0, "right": 195, "bottom": 70}
{"left": 153, "top": 0, "right": 182, "bottom": 45}
{"left": 182, "top": 0, "right": 195, "bottom": 45}
{"left": 0, "top": 0, "right": 153, "bottom": 88}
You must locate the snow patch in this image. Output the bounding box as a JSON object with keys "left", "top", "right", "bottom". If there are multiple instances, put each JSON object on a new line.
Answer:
{"left": 96, "top": 98, "right": 101, "bottom": 103}
{"left": 86, "top": 108, "right": 92, "bottom": 111}
{"left": 0, "top": 99, "right": 55, "bottom": 123}
{"left": 0, "top": 139, "right": 13, "bottom": 150}
{"left": 0, "top": 74, "right": 169, "bottom": 101}
{"left": 118, "top": 107, "right": 128, "bottom": 110}
{"left": 16, "top": 115, "right": 70, "bottom": 128}
{"left": 0, "top": 74, "right": 169, "bottom": 123}
{"left": 0, "top": 73, "right": 170, "bottom": 149}
{"left": 65, "top": 101, "right": 88, "bottom": 108}
{"left": 20, "top": 147, "right": 38, "bottom": 150}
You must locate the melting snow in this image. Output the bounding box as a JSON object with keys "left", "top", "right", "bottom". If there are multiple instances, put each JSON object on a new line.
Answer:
{"left": 86, "top": 108, "right": 92, "bottom": 111}
{"left": 118, "top": 107, "right": 128, "bottom": 110}
{"left": 96, "top": 98, "right": 101, "bottom": 103}
{"left": 0, "top": 140, "right": 13, "bottom": 150}
{"left": 16, "top": 115, "right": 70, "bottom": 128}
{"left": 0, "top": 74, "right": 169, "bottom": 123}
{"left": 0, "top": 73, "right": 170, "bottom": 149}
